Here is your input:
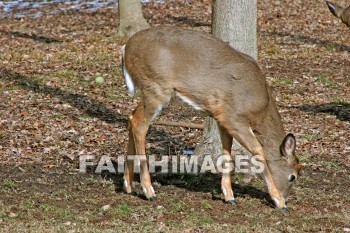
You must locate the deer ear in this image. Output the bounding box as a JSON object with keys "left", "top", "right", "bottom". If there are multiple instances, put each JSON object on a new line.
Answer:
{"left": 326, "top": 1, "right": 343, "bottom": 17}
{"left": 280, "top": 134, "right": 296, "bottom": 158}
{"left": 327, "top": 1, "right": 337, "bottom": 17}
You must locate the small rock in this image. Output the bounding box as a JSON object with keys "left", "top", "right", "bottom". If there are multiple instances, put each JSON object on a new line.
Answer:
{"left": 8, "top": 212, "right": 17, "bottom": 218}
{"left": 188, "top": 133, "right": 195, "bottom": 138}
{"left": 101, "top": 204, "right": 111, "bottom": 211}
{"left": 131, "top": 213, "right": 141, "bottom": 219}
{"left": 156, "top": 205, "right": 164, "bottom": 210}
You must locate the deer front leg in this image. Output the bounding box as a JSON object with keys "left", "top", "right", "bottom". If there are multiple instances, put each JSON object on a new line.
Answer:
{"left": 228, "top": 124, "right": 287, "bottom": 209}
{"left": 127, "top": 101, "right": 164, "bottom": 200}
{"left": 218, "top": 125, "right": 235, "bottom": 204}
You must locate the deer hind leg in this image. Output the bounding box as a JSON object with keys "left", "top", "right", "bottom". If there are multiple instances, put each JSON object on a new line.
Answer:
{"left": 218, "top": 125, "right": 235, "bottom": 204}
{"left": 124, "top": 121, "right": 135, "bottom": 194}
{"left": 125, "top": 97, "right": 169, "bottom": 200}
{"left": 227, "top": 122, "right": 287, "bottom": 209}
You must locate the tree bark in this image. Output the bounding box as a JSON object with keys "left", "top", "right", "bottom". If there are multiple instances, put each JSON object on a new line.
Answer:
{"left": 195, "top": 0, "right": 257, "bottom": 169}
{"left": 118, "top": 0, "right": 150, "bottom": 38}
{"left": 212, "top": 0, "right": 257, "bottom": 59}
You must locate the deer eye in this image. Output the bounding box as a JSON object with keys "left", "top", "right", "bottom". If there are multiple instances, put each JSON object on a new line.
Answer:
{"left": 288, "top": 174, "right": 296, "bottom": 182}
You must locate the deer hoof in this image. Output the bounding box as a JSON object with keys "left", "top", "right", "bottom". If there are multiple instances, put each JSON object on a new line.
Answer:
{"left": 149, "top": 196, "right": 157, "bottom": 201}
{"left": 225, "top": 199, "right": 236, "bottom": 205}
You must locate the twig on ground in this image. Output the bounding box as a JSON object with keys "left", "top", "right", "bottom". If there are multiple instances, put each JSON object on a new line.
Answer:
{"left": 153, "top": 121, "right": 204, "bottom": 129}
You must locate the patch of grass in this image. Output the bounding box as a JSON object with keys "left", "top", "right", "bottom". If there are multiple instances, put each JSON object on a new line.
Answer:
{"left": 297, "top": 176, "right": 312, "bottom": 186}
{"left": 57, "top": 52, "right": 73, "bottom": 62}
{"left": 49, "top": 188, "right": 70, "bottom": 199}
{"left": 272, "top": 76, "right": 293, "bottom": 85}
{"left": 333, "top": 100, "right": 349, "bottom": 106}
{"left": 267, "top": 47, "right": 278, "bottom": 56}
{"left": 298, "top": 153, "right": 311, "bottom": 163}
{"left": 301, "top": 132, "right": 322, "bottom": 142}
{"left": 52, "top": 70, "right": 77, "bottom": 79}
{"left": 345, "top": 79, "right": 350, "bottom": 86}
{"left": 92, "top": 52, "right": 110, "bottom": 62}
{"left": 112, "top": 204, "right": 132, "bottom": 216}
{"left": 316, "top": 76, "right": 337, "bottom": 88}
{"left": 173, "top": 202, "right": 183, "bottom": 213}
{"left": 0, "top": 86, "right": 16, "bottom": 92}
{"left": 186, "top": 212, "right": 213, "bottom": 226}
{"left": 110, "top": 66, "right": 121, "bottom": 74}
{"left": 319, "top": 161, "right": 341, "bottom": 171}
{"left": 40, "top": 204, "right": 58, "bottom": 212}
{"left": 325, "top": 44, "right": 336, "bottom": 52}
{"left": 51, "top": 114, "right": 65, "bottom": 120}
{"left": 202, "top": 200, "right": 212, "bottom": 209}
{"left": 296, "top": 187, "right": 312, "bottom": 196}
{"left": 27, "top": 74, "right": 46, "bottom": 84}
{"left": 21, "top": 200, "right": 35, "bottom": 208}
{"left": 3, "top": 181, "right": 15, "bottom": 188}
{"left": 79, "top": 113, "right": 91, "bottom": 119}
{"left": 0, "top": 208, "right": 6, "bottom": 218}
{"left": 233, "top": 173, "right": 246, "bottom": 183}
{"left": 39, "top": 204, "right": 76, "bottom": 221}
{"left": 10, "top": 51, "right": 25, "bottom": 62}
{"left": 167, "top": 220, "right": 181, "bottom": 228}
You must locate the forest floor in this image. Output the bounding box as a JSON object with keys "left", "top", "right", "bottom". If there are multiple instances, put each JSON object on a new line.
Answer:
{"left": 0, "top": 0, "right": 349, "bottom": 232}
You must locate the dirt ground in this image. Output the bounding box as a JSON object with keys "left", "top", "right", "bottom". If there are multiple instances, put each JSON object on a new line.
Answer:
{"left": 0, "top": 0, "right": 349, "bottom": 232}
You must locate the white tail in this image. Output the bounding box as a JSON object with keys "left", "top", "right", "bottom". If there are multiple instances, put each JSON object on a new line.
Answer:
{"left": 326, "top": 1, "right": 350, "bottom": 27}
{"left": 121, "top": 26, "right": 302, "bottom": 209}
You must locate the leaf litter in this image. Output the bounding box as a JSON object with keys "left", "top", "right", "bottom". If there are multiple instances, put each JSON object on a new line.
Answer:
{"left": 0, "top": 0, "right": 349, "bottom": 231}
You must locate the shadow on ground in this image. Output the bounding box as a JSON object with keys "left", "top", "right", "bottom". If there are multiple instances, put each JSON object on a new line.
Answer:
{"left": 0, "top": 30, "right": 63, "bottom": 43}
{"left": 261, "top": 30, "right": 350, "bottom": 52}
{"left": 299, "top": 102, "right": 350, "bottom": 121}
{"left": 99, "top": 169, "right": 274, "bottom": 208}
{"left": 1, "top": 69, "right": 126, "bottom": 123}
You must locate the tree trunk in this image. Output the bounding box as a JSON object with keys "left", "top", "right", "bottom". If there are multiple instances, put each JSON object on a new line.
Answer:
{"left": 212, "top": 0, "right": 257, "bottom": 59}
{"left": 118, "top": 0, "right": 150, "bottom": 38}
{"left": 195, "top": 0, "right": 257, "bottom": 170}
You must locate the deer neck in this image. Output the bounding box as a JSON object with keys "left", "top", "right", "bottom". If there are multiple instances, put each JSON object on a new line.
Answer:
{"left": 254, "top": 99, "right": 286, "bottom": 160}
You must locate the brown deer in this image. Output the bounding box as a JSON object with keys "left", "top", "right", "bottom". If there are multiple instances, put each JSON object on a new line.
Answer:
{"left": 121, "top": 26, "right": 302, "bottom": 209}
{"left": 326, "top": 1, "right": 350, "bottom": 27}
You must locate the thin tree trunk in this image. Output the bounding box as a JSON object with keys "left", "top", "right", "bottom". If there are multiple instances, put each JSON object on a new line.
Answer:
{"left": 118, "top": 0, "right": 150, "bottom": 38}
{"left": 195, "top": 0, "right": 257, "bottom": 170}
